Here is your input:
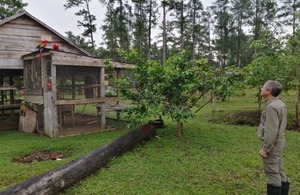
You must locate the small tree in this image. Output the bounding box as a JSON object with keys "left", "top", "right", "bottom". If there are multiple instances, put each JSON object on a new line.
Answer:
{"left": 244, "top": 33, "right": 294, "bottom": 109}
{"left": 286, "top": 29, "right": 300, "bottom": 127}
{"left": 115, "top": 50, "right": 241, "bottom": 137}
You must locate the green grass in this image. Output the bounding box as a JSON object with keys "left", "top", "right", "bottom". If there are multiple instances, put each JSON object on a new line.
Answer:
{"left": 0, "top": 130, "right": 128, "bottom": 191}
{"left": 1, "top": 91, "right": 300, "bottom": 194}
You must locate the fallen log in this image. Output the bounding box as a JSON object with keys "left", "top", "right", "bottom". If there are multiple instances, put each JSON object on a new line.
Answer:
{"left": 0, "top": 124, "right": 156, "bottom": 195}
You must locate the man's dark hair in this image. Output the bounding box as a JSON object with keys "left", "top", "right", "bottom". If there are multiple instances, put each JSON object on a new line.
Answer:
{"left": 264, "top": 80, "right": 283, "bottom": 97}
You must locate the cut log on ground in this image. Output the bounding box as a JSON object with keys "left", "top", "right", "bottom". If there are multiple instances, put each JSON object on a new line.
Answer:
{"left": 0, "top": 124, "right": 156, "bottom": 195}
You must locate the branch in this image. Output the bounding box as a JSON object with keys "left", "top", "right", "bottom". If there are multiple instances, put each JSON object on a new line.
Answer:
{"left": 183, "top": 91, "right": 206, "bottom": 111}
{"left": 194, "top": 95, "right": 215, "bottom": 113}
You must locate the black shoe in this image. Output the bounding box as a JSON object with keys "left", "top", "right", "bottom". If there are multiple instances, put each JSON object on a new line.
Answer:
{"left": 267, "top": 184, "right": 281, "bottom": 195}
{"left": 281, "top": 182, "right": 290, "bottom": 195}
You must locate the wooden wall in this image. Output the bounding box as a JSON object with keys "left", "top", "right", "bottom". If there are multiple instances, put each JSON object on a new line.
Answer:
{"left": 0, "top": 14, "right": 88, "bottom": 70}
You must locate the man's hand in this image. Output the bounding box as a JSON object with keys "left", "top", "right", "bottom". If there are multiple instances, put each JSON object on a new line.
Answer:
{"left": 259, "top": 149, "right": 268, "bottom": 157}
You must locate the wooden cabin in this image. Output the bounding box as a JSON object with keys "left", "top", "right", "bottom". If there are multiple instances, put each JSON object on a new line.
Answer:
{"left": 0, "top": 11, "right": 133, "bottom": 137}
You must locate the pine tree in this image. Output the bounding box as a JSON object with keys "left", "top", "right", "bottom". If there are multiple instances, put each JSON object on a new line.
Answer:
{"left": 101, "top": 3, "right": 119, "bottom": 60}
{"left": 161, "top": 0, "right": 169, "bottom": 65}
{"left": 248, "top": 0, "right": 278, "bottom": 41}
{"left": 0, "top": 0, "right": 27, "bottom": 20}
{"left": 132, "top": 0, "right": 150, "bottom": 58}
{"left": 211, "top": 0, "right": 233, "bottom": 67}
{"left": 65, "top": 31, "right": 94, "bottom": 54}
{"left": 168, "top": 0, "right": 187, "bottom": 52}
{"left": 230, "top": 0, "right": 252, "bottom": 67}
{"left": 278, "top": 0, "right": 300, "bottom": 36}
{"left": 145, "top": 0, "right": 159, "bottom": 59}
{"left": 100, "top": 0, "right": 133, "bottom": 61}
{"left": 64, "top": 0, "right": 97, "bottom": 48}
{"left": 186, "top": 0, "right": 206, "bottom": 61}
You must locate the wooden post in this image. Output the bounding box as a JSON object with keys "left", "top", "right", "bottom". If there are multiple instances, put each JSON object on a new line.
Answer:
{"left": 100, "top": 67, "right": 105, "bottom": 128}
{"left": 52, "top": 64, "right": 58, "bottom": 137}
{"left": 41, "top": 59, "right": 47, "bottom": 91}
{"left": 43, "top": 60, "right": 58, "bottom": 138}
{"left": 0, "top": 75, "right": 3, "bottom": 114}
{"left": 72, "top": 74, "right": 75, "bottom": 100}
{"left": 9, "top": 75, "right": 14, "bottom": 104}
{"left": 116, "top": 69, "right": 121, "bottom": 120}
{"left": 0, "top": 125, "right": 156, "bottom": 195}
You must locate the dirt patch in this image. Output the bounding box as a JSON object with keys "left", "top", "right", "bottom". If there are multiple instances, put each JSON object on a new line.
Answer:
{"left": 12, "top": 150, "right": 63, "bottom": 164}
{"left": 225, "top": 110, "right": 262, "bottom": 126}
{"left": 217, "top": 110, "right": 297, "bottom": 131}
{"left": 211, "top": 110, "right": 261, "bottom": 126}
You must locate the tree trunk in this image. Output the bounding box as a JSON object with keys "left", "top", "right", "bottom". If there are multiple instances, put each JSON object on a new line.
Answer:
{"left": 162, "top": 2, "right": 167, "bottom": 65}
{"left": 179, "top": 0, "right": 184, "bottom": 51}
{"left": 147, "top": 0, "right": 152, "bottom": 60}
{"left": 295, "top": 103, "right": 300, "bottom": 129}
{"left": 0, "top": 125, "right": 156, "bottom": 195}
{"left": 258, "top": 94, "right": 262, "bottom": 110}
{"left": 296, "top": 82, "right": 300, "bottom": 128}
{"left": 177, "top": 121, "right": 183, "bottom": 137}
{"left": 212, "top": 95, "right": 216, "bottom": 113}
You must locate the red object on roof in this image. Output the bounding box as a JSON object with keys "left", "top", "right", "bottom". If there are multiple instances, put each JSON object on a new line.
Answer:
{"left": 53, "top": 43, "right": 59, "bottom": 50}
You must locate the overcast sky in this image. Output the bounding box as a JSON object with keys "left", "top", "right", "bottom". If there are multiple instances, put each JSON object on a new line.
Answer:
{"left": 23, "top": 0, "right": 213, "bottom": 46}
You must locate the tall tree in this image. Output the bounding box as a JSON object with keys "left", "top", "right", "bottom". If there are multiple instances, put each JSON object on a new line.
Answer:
{"left": 199, "top": 8, "right": 214, "bottom": 65}
{"left": 169, "top": 0, "right": 187, "bottom": 51}
{"left": 211, "top": 0, "right": 233, "bottom": 67}
{"left": 248, "top": 0, "right": 278, "bottom": 41}
{"left": 132, "top": 0, "right": 150, "bottom": 58}
{"left": 0, "top": 0, "right": 27, "bottom": 20}
{"left": 101, "top": 2, "right": 119, "bottom": 60}
{"left": 230, "top": 0, "right": 251, "bottom": 67}
{"left": 161, "top": 0, "right": 168, "bottom": 65}
{"left": 278, "top": 0, "right": 300, "bottom": 36}
{"left": 64, "top": 0, "right": 97, "bottom": 48}
{"left": 115, "top": 0, "right": 133, "bottom": 51}
{"left": 100, "top": 0, "right": 133, "bottom": 59}
{"left": 145, "top": 0, "right": 159, "bottom": 59}
{"left": 186, "top": 0, "right": 206, "bottom": 61}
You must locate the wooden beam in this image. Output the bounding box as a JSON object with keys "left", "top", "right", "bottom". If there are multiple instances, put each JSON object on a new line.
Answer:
{"left": 51, "top": 54, "right": 105, "bottom": 67}
{"left": 55, "top": 97, "right": 119, "bottom": 105}
{"left": 111, "top": 61, "right": 135, "bottom": 69}
{"left": 24, "top": 96, "right": 43, "bottom": 105}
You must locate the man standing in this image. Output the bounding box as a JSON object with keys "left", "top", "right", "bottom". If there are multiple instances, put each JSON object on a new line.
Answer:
{"left": 257, "top": 80, "right": 290, "bottom": 195}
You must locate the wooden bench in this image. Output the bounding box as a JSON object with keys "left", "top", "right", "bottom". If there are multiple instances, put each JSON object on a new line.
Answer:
{"left": 0, "top": 104, "right": 21, "bottom": 110}
{"left": 0, "top": 104, "right": 21, "bottom": 119}
{"left": 58, "top": 105, "right": 75, "bottom": 127}
{"left": 95, "top": 103, "right": 127, "bottom": 121}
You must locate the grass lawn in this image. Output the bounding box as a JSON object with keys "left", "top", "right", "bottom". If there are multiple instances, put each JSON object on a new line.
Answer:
{"left": 0, "top": 90, "right": 300, "bottom": 194}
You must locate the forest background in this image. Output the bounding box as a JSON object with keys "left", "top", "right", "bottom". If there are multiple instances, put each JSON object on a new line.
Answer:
{"left": 1, "top": 0, "right": 298, "bottom": 65}
{"left": 1, "top": 1, "right": 300, "bottom": 193}
{"left": 1, "top": 0, "right": 300, "bottom": 127}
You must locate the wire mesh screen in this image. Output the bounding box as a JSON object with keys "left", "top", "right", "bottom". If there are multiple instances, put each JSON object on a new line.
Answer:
{"left": 56, "top": 66, "right": 101, "bottom": 100}
{"left": 24, "top": 56, "right": 52, "bottom": 95}
{"left": 24, "top": 59, "right": 42, "bottom": 91}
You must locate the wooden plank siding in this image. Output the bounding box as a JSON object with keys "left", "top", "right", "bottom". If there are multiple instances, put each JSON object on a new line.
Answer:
{"left": 0, "top": 11, "right": 135, "bottom": 70}
{"left": 0, "top": 12, "right": 90, "bottom": 70}
{"left": 52, "top": 53, "right": 105, "bottom": 67}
